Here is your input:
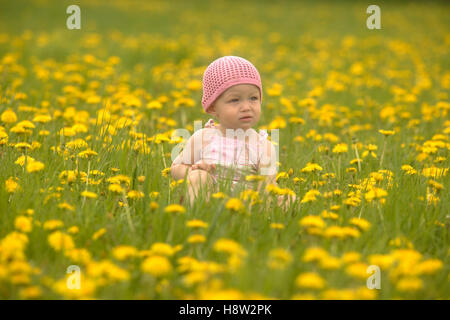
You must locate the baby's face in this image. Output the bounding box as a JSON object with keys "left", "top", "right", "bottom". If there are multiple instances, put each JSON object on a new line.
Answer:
{"left": 207, "top": 84, "right": 261, "bottom": 132}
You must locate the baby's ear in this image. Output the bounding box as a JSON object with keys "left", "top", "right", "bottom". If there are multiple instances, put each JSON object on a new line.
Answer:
{"left": 206, "top": 104, "right": 217, "bottom": 117}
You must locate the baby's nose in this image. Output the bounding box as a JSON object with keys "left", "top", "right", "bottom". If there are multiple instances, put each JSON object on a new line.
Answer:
{"left": 241, "top": 101, "right": 251, "bottom": 110}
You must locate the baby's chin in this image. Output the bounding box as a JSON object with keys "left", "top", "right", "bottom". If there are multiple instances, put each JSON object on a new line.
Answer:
{"left": 221, "top": 120, "right": 258, "bottom": 132}
{"left": 236, "top": 122, "right": 257, "bottom": 131}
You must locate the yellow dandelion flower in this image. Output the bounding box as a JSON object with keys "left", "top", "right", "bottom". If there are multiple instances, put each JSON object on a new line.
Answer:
{"left": 186, "top": 80, "right": 202, "bottom": 91}
{"left": 321, "top": 210, "right": 338, "bottom": 220}
{"left": 342, "top": 227, "right": 362, "bottom": 238}
{"left": 43, "top": 220, "right": 64, "bottom": 231}
{"left": 345, "top": 262, "right": 369, "bottom": 279}
{"left": 199, "top": 288, "right": 244, "bottom": 300}
{"left": 0, "top": 130, "right": 8, "bottom": 145}
{"left": 5, "top": 177, "right": 19, "bottom": 193}
{"left": 149, "top": 201, "right": 159, "bottom": 210}
{"left": 299, "top": 215, "right": 326, "bottom": 229}
{"left": 107, "top": 174, "right": 131, "bottom": 185}
{"left": 270, "top": 223, "right": 285, "bottom": 230}
{"left": 300, "top": 189, "right": 321, "bottom": 203}
{"left": 15, "top": 155, "right": 35, "bottom": 167}
{"left": 266, "top": 83, "right": 283, "bottom": 96}
{"left": 428, "top": 179, "right": 444, "bottom": 191}
{"left": 421, "top": 166, "right": 448, "bottom": 178}
{"left": 150, "top": 242, "right": 178, "bottom": 256}
{"left": 141, "top": 255, "right": 172, "bottom": 277}
{"left": 321, "top": 289, "right": 355, "bottom": 300}
{"left": 149, "top": 191, "right": 160, "bottom": 198}
{"left": 187, "top": 234, "right": 206, "bottom": 244}
{"left": 364, "top": 187, "right": 388, "bottom": 202}
{"left": 276, "top": 171, "right": 289, "bottom": 181}
{"left": 213, "top": 238, "right": 247, "bottom": 257}
{"left": 127, "top": 190, "right": 144, "bottom": 199}
{"left": 186, "top": 219, "right": 209, "bottom": 229}
{"left": 416, "top": 259, "right": 443, "bottom": 275}
{"left": 52, "top": 274, "right": 96, "bottom": 299}
{"left": 112, "top": 245, "right": 138, "bottom": 261}
{"left": 368, "top": 254, "right": 395, "bottom": 270}
{"left": 14, "top": 216, "right": 33, "bottom": 233}
{"left": 267, "top": 248, "right": 292, "bottom": 270}
{"left": 164, "top": 204, "right": 186, "bottom": 214}
{"left": 58, "top": 202, "right": 75, "bottom": 211}
{"left": 32, "top": 114, "right": 52, "bottom": 123}
{"left": 92, "top": 228, "right": 106, "bottom": 240}
{"left": 323, "top": 226, "right": 346, "bottom": 239}
{"left": 302, "top": 247, "right": 329, "bottom": 263}
{"left": 182, "top": 271, "right": 208, "bottom": 286}
{"left": 245, "top": 175, "right": 265, "bottom": 182}
{"left": 318, "top": 256, "right": 341, "bottom": 270}
{"left": 81, "top": 190, "right": 98, "bottom": 199}
{"left": 39, "top": 130, "right": 50, "bottom": 136}
{"left": 401, "top": 164, "right": 417, "bottom": 175}
{"left": 341, "top": 252, "right": 362, "bottom": 264}
{"left": 59, "top": 127, "right": 76, "bottom": 137}
{"left": 25, "top": 160, "right": 44, "bottom": 173}
{"left": 396, "top": 277, "right": 423, "bottom": 292}
{"left": 64, "top": 248, "right": 91, "bottom": 264}
{"left": 332, "top": 143, "right": 348, "bottom": 154}
{"left": 349, "top": 217, "right": 371, "bottom": 231}
{"left": 48, "top": 231, "right": 75, "bottom": 252}
{"left": 108, "top": 184, "right": 124, "bottom": 193}
{"left": 67, "top": 226, "right": 79, "bottom": 234}
{"left": 78, "top": 148, "right": 98, "bottom": 159}
{"left": 301, "top": 162, "right": 323, "bottom": 173}
{"left": 0, "top": 109, "right": 17, "bottom": 123}
{"left": 295, "top": 272, "right": 326, "bottom": 290}
{"left": 161, "top": 167, "right": 171, "bottom": 177}
{"left": 146, "top": 100, "right": 162, "bottom": 109}
{"left": 19, "top": 286, "right": 42, "bottom": 299}
{"left": 225, "top": 198, "right": 245, "bottom": 212}
{"left": 293, "top": 177, "right": 306, "bottom": 184}
{"left": 1, "top": 109, "right": 18, "bottom": 123}
{"left": 379, "top": 129, "right": 395, "bottom": 136}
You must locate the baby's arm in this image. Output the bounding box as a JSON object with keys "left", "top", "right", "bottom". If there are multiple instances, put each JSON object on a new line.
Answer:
{"left": 170, "top": 129, "right": 203, "bottom": 181}
{"left": 256, "top": 138, "right": 278, "bottom": 191}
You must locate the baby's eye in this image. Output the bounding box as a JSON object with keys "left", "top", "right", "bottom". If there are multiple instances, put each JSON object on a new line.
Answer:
{"left": 250, "top": 96, "right": 258, "bottom": 100}
{"left": 229, "top": 98, "right": 239, "bottom": 103}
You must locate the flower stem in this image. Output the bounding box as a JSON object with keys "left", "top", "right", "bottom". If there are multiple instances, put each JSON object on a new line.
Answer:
{"left": 353, "top": 143, "right": 361, "bottom": 172}
{"left": 121, "top": 190, "right": 135, "bottom": 233}
{"left": 379, "top": 138, "right": 387, "bottom": 169}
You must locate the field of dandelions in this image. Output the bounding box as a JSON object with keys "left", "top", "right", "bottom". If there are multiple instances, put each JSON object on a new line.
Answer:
{"left": 0, "top": 0, "right": 449, "bottom": 300}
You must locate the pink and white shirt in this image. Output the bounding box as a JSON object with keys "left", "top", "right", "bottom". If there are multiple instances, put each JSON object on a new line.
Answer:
{"left": 172, "top": 118, "right": 277, "bottom": 187}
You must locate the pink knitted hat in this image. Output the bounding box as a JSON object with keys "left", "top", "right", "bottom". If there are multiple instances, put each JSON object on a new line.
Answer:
{"left": 201, "top": 56, "right": 263, "bottom": 112}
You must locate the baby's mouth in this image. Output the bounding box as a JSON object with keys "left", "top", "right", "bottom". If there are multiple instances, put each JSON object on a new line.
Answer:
{"left": 239, "top": 115, "right": 253, "bottom": 121}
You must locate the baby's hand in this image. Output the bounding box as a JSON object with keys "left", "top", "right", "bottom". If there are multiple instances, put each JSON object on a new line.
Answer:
{"left": 191, "top": 161, "right": 216, "bottom": 173}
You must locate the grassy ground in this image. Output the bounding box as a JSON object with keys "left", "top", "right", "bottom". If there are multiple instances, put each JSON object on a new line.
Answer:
{"left": 0, "top": 0, "right": 448, "bottom": 299}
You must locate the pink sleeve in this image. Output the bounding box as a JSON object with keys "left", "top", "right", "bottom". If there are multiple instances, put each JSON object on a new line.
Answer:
{"left": 171, "top": 129, "right": 204, "bottom": 166}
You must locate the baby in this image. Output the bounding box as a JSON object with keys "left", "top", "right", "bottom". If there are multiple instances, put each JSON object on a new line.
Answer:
{"left": 171, "top": 56, "right": 296, "bottom": 209}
